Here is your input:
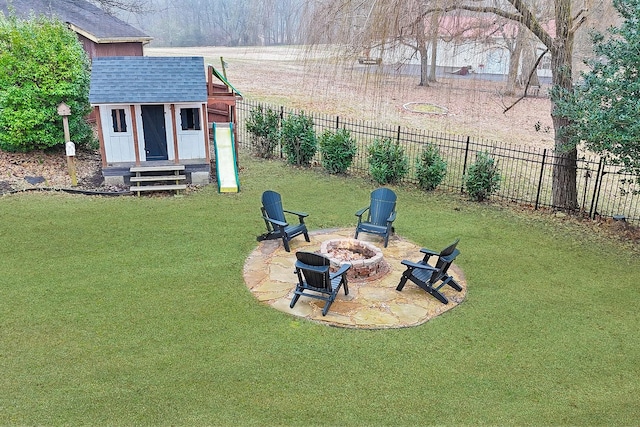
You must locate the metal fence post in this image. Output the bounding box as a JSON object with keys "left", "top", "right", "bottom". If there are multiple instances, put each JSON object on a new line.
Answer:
{"left": 461, "top": 136, "right": 471, "bottom": 193}
{"left": 279, "top": 106, "right": 284, "bottom": 159}
{"left": 589, "top": 157, "right": 605, "bottom": 219}
{"left": 535, "top": 149, "right": 547, "bottom": 210}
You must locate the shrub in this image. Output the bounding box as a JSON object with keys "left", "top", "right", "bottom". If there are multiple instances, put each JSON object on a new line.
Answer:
{"left": 367, "top": 137, "right": 408, "bottom": 184}
{"left": 318, "top": 128, "right": 357, "bottom": 174}
{"left": 245, "top": 105, "right": 280, "bottom": 158}
{"left": 415, "top": 144, "right": 447, "bottom": 190}
{"left": 0, "top": 15, "right": 94, "bottom": 152}
{"left": 280, "top": 112, "right": 317, "bottom": 166}
{"left": 464, "top": 151, "right": 501, "bottom": 201}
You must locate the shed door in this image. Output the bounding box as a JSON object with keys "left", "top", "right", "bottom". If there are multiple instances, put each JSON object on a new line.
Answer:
{"left": 141, "top": 105, "right": 168, "bottom": 161}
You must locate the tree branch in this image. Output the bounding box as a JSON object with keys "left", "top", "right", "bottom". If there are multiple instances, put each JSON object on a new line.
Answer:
{"left": 503, "top": 48, "right": 549, "bottom": 113}
{"left": 421, "top": 1, "right": 553, "bottom": 49}
{"left": 570, "top": 11, "right": 588, "bottom": 34}
{"left": 89, "top": 0, "right": 150, "bottom": 14}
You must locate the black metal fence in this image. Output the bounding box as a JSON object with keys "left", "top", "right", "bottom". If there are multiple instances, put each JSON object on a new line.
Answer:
{"left": 234, "top": 99, "right": 640, "bottom": 225}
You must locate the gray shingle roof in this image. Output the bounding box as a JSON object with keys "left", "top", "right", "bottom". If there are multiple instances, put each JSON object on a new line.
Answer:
{"left": 0, "top": 0, "right": 150, "bottom": 41}
{"left": 89, "top": 56, "right": 208, "bottom": 104}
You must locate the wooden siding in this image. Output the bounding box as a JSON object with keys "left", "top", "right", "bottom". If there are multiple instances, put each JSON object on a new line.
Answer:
{"left": 77, "top": 34, "right": 143, "bottom": 59}
{"left": 97, "top": 103, "right": 207, "bottom": 166}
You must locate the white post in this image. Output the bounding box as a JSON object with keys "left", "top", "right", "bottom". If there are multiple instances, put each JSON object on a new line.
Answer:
{"left": 57, "top": 102, "right": 77, "bottom": 187}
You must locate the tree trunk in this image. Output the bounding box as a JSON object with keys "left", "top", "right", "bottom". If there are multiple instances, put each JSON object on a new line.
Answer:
{"left": 417, "top": 8, "right": 429, "bottom": 86}
{"left": 419, "top": 44, "right": 430, "bottom": 86}
{"left": 550, "top": 6, "right": 578, "bottom": 211}
{"left": 519, "top": 35, "right": 540, "bottom": 88}
{"left": 505, "top": 25, "right": 524, "bottom": 96}
{"left": 428, "top": 11, "right": 440, "bottom": 82}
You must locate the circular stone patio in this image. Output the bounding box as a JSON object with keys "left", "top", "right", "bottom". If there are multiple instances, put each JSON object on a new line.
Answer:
{"left": 243, "top": 228, "right": 467, "bottom": 329}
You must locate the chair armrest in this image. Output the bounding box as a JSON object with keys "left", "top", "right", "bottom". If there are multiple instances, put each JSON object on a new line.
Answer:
{"left": 387, "top": 211, "right": 396, "bottom": 223}
{"left": 330, "top": 263, "right": 352, "bottom": 279}
{"left": 440, "top": 250, "right": 460, "bottom": 263}
{"left": 295, "top": 260, "right": 330, "bottom": 273}
{"left": 283, "top": 209, "right": 308, "bottom": 218}
{"left": 419, "top": 248, "right": 438, "bottom": 257}
{"left": 401, "top": 260, "right": 438, "bottom": 271}
{"left": 263, "top": 215, "right": 288, "bottom": 228}
{"left": 419, "top": 247, "right": 438, "bottom": 263}
{"left": 355, "top": 207, "right": 369, "bottom": 218}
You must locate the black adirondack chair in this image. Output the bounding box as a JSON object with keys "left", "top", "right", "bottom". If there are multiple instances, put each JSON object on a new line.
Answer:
{"left": 258, "top": 190, "right": 310, "bottom": 252}
{"left": 354, "top": 187, "right": 397, "bottom": 247}
{"left": 396, "top": 239, "right": 462, "bottom": 304}
{"left": 290, "top": 252, "right": 351, "bottom": 316}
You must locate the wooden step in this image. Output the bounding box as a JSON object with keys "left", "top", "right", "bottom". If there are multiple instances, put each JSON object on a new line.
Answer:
{"left": 130, "top": 184, "right": 187, "bottom": 193}
{"left": 130, "top": 175, "right": 186, "bottom": 183}
{"left": 129, "top": 165, "right": 187, "bottom": 195}
{"left": 130, "top": 165, "right": 185, "bottom": 173}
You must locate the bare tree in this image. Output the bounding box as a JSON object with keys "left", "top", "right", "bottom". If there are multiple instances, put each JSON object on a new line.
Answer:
{"left": 89, "top": 0, "right": 151, "bottom": 14}
{"left": 427, "top": 9, "right": 441, "bottom": 81}
{"left": 303, "top": 0, "right": 590, "bottom": 210}
{"left": 503, "top": 22, "right": 524, "bottom": 95}
{"left": 136, "top": 0, "right": 304, "bottom": 46}
{"left": 518, "top": 32, "right": 540, "bottom": 87}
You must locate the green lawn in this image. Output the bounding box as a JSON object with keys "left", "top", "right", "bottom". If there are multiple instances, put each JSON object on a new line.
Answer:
{"left": 1, "top": 154, "right": 639, "bottom": 426}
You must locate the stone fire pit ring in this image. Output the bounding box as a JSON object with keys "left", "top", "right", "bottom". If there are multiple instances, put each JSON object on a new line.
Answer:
{"left": 243, "top": 228, "right": 467, "bottom": 329}
{"left": 319, "top": 238, "right": 389, "bottom": 281}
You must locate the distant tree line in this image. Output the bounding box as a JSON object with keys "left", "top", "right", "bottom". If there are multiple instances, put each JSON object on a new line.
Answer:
{"left": 132, "top": 0, "right": 306, "bottom": 47}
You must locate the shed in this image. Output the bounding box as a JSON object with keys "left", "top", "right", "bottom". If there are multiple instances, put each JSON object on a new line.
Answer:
{"left": 89, "top": 56, "right": 211, "bottom": 186}
{"left": 0, "top": 0, "right": 152, "bottom": 59}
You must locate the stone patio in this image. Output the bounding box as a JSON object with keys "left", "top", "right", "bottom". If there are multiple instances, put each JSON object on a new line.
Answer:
{"left": 243, "top": 228, "right": 467, "bottom": 329}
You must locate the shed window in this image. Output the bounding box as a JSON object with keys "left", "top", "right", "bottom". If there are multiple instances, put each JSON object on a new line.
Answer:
{"left": 180, "top": 108, "right": 201, "bottom": 130}
{"left": 111, "top": 109, "right": 127, "bottom": 133}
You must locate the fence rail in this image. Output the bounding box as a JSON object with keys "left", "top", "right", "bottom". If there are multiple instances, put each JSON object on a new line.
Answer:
{"left": 233, "top": 99, "right": 640, "bottom": 225}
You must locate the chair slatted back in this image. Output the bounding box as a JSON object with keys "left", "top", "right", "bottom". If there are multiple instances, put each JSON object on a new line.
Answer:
{"left": 261, "top": 190, "right": 286, "bottom": 223}
{"left": 368, "top": 188, "right": 396, "bottom": 226}
{"left": 432, "top": 239, "right": 460, "bottom": 278}
{"left": 439, "top": 239, "right": 459, "bottom": 258}
{"left": 295, "top": 252, "right": 332, "bottom": 292}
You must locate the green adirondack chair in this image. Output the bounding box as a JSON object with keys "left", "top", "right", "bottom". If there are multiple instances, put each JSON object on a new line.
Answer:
{"left": 396, "top": 240, "right": 462, "bottom": 304}
{"left": 354, "top": 187, "right": 397, "bottom": 247}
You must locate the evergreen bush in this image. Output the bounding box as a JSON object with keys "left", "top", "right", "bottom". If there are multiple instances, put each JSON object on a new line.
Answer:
{"left": 464, "top": 151, "right": 501, "bottom": 201}
{"left": 0, "top": 15, "right": 94, "bottom": 152}
{"left": 415, "top": 144, "right": 447, "bottom": 190}
{"left": 318, "top": 128, "right": 357, "bottom": 174}
{"left": 280, "top": 112, "right": 317, "bottom": 166}
{"left": 367, "top": 137, "right": 408, "bottom": 184}
{"left": 245, "top": 105, "right": 280, "bottom": 158}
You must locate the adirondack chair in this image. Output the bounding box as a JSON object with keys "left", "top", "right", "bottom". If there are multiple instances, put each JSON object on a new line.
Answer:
{"left": 258, "top": 190, "right": 310, "bottom": 252}
{"left": 354, "top": 187, "right": 397, "bottom": 247}
{"left": 290, "top": 251, "right": 351, "bottom": 316}
{"left": 395, "top": 239, "right": 462, "bottom": 304}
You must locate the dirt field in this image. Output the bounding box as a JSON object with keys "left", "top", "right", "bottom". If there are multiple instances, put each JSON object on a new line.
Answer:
{"left": 1, "top": 44, "right": 556, "bottom": 191}
{"left": 148, "top": 45, "right": 556, "bottom": 148}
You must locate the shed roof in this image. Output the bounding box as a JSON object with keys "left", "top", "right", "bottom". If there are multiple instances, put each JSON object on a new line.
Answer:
{"left": 89, "top": 56, "right": 208, "bottom": 104}
{"left": 0, "top": 0, "right": 151, "bottom": 43}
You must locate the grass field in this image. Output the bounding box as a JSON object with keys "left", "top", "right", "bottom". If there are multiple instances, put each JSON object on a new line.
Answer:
{"left": 1, "top": 154, "right": 639, "bottom": 425}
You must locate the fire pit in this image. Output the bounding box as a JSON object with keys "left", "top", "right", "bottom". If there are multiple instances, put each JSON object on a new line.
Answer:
{"left": 320, "top": 238, "right": 389, "bottom": 281}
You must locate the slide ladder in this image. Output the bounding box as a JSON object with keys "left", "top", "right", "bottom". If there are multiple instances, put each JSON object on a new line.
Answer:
{"left": 212, "top": 122, "right": 240, "bottom": 193}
